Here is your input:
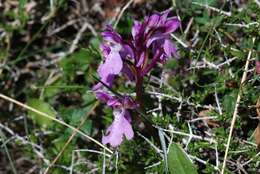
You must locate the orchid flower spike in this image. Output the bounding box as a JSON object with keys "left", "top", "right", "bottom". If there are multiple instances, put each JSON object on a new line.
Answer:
{"left": 93, "top": 10, "right": 180, "bottom": 147}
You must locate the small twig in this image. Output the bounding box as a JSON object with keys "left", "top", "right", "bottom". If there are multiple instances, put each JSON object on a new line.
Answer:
{"left": 137, "top": 132, "right": 163, "bottom": 158}
{"left": 69, "top": 22, "right": 97, "bottom": 54}
{"left": 214, "top": 29, "right": 223, "bottom": 45}
{"left": 215, "top": 143, "right": 219, "bottom": 169}
{"left": 147, "top": 91, "right": 216, "bottom": 110}
{"left": 189, "top": 155, "right": 219, "bottom": 171}
{"left": 73, "top": 149, "right": 111, "bottom": 158}
{"left": 115, "top": 151, "right": 119, "bottom": 172}
{"left": 144, "top": 161, "right": 162, "bottom": 169}
{"left": 255, "top": 0, "right": 260, "bottom": 7}
{"left": 113, "top": 0, "right": 134, "bottom": 28}
{"left": 185, "top": 122, "right": 193, "bottom": 150}
{"left": 221, "top": 38, "right": 255, "bottom": 174}
{"left": 176, "top": 100, "right": 183, "bottom": 122}
{"left": 191, "top": 29, "right": 200, "bottom": 47}
{"left": 188, "top": 57, "right": 237, "bottom": 70}
{"left": 102, "top": 148, "right": 106, "bottom": 174}
{"left": 192, "top": 2, "right": 231, "bottom": 16}
{"left": 171, "top": 34, "right": 194, "bottom": 52}
{"left": 47, "top": 19, "right": 80, "bottom": 36}
{"left": 156, "top": 126, "right": 216, "bottom": 144}
{"left": 189, "top": 116, "right": 218, "bottom": 123}
{"left": 241, "top": 151, "right": 260, "bottom": 166}
{"left": 203, "top": 58, "right": 220, "bottom": 70}
{"left": 26, "top": 165, "right": 38, "bottom": 174}
{"left": 184, "top": 17, "right": 194, "bottom": 35}
{"left": 69, "top": 152, "right": 74, "bottom": 174}
{"left": 224, "top": 22, "right": 259, "bottom": 29}
{"left": 215, "top": 86, "right": 223, "bottom": 115}
{"left": 217, "top": 57, "right": 237, "bottom": 68}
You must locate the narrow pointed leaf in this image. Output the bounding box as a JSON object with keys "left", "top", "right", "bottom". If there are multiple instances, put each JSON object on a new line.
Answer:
{"left": 168, "top": 143, "right": 198, "bottom": 174}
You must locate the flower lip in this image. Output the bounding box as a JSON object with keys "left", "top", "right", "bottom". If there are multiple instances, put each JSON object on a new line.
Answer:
{"left": 102, "top": 108, "right": 134, "bottom": 147}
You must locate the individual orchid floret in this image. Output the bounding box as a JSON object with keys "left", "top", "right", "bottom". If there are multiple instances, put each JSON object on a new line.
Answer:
{"left": 102, "top": 108, "right": 134, "bottom": 147}
{"left": 93, "top": 26, "right": 135, "bottom": 91}
{"left": 96, "top": 91, "right": 136, "bottom": 147}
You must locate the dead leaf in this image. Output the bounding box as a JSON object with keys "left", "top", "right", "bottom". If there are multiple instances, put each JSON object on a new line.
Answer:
{"left": 256, "top": 96, "right": 260, "bottom": 116}
{"left": 133, "top": 0, "right": 147, "bottom": 5}
{"left": 103, "top": 0, "right": 124, "bottom": 19}
{"left": 254, "top": 126, "right": 260, "bottom": 150}
{"left": 254, "top": 96, "right": 260, "bottom": 150}
{"left": 198, "top": 110, "right": 219, "bottom": 128}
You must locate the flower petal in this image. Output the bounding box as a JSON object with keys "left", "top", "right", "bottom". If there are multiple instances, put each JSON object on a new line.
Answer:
{"left": 122, "top": 64, "right": 135, "bottom": 81}
{"left": 100, "top": 44, "right": 111, "bottom": 57}
{"left": 102, "top": 25, "right": 122, "bottom": 43}
{"left": 163, "top": 39, "right": 177, "bottom": 58}
{"left": 97, "top": 50, "right": 123, "bottom": 86}
{"left": 120, "top": 44, "right": 135, "bottom": 60}
{"left": 107, "top": 98, "right": 121, "bottom": 107}
{"left": 158, "top": 10, "right": 170, "bottom": 26}
{"left": 165, "top": 18, "right": 180, "bottom": 34}
{"left": 132, "top": 20, "right": 143, "bottom": 39}
{"left": 146, "top": 32, "right": 166, "bottom": 48}
{"left": 102, "top": 109, "right": 134, "bottom": 147}
{"left": 95, "top": 91, "right": 113, "bottom": 103}
{"left": 136, "top": 52, "right": 145, "bottom": 67}
{"left": 147, "top": 13, "right": 160, "bottom": 28}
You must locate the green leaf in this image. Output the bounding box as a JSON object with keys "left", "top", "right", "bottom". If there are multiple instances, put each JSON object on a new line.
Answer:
{"left": 18, "top": 0, "right": 28, "bottom": 25}
{"left": 223, "top": 92, "right": 237, "bottom": 115}
{"left": 81, "top": 120, "right": 92, "bottom": 135}
{"left": 19, "top": 0, "right": 27, "bottom": 12}
{"left": 27, "top": 98, "right": 56, "bottom": 128}
{"left": 168, "top": 143, "right": 198, "bottom": 174}
{"left": 43, "top": 80, "right": 63, "bottom": 98}
{"left": 59, "top": 48, "right": 96, "bottom": 81}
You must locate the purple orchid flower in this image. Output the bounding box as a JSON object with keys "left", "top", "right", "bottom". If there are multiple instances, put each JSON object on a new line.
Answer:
{"left": 96, "top": 91, "right": 136, "bottom": 147}
{"left": 93, "top": 10, "right": 180, "bottom": 147}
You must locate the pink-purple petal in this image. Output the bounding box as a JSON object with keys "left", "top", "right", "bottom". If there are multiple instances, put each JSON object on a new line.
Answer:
{"left": 136, "top": 52, "right": 145, "bottom": 67}
{"left": 102, "top": 25, "right": 122, "bottom": 43}
{"left": 132, "top": 20, "right": 142, "bottom": 38}
{"left": 122, "top": 64, "right": 135, "bottom": 81}
{"left": 98, "top": 51, "right": 123, "bottom": 79}
{"left": 146, "top": 33, "right": 166, "bottom": 48}
{"left": 102, "top": 109, "right": 134, "bottom": 147}
{"left": 95, "top": 91, "right": 113, "bottom": 103}
{"left": 100, "top": 44, "right": 111, "bottom": 57}
{"left": 163, "top": 39, "right": 177, "bottom": 58}
{"left": 147, "top": 13, "right": 160, "bottom": 27}
{"left": 165, "top": 18, "right": 180, "bottom": 33}
{"left": 157, "top": 9, "right": 170, "bottom": 26}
